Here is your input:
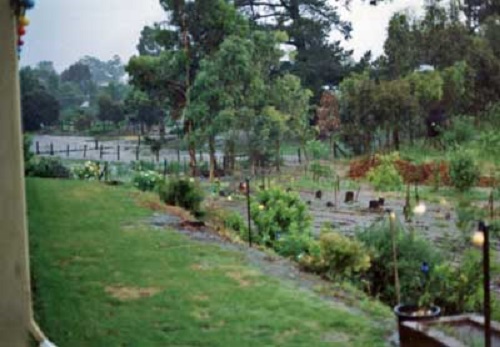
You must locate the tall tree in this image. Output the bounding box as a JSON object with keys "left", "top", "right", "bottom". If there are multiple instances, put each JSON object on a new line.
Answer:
{"left": 235, "top": 0, "right": 352, "bottom": 94}
{"left": 128, "top": 0, "right": 248, "bottom": 175}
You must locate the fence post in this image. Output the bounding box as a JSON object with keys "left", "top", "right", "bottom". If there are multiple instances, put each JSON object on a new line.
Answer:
{"left": 135, "top": 146, "right": 139, "bottom": 161}
{"left": 99, "top": 145, "right": 103, "bottom": 160}
{"left": 83, "top": 145, "right": 87, "bottom": 158}
{"left": 50, "top": 143, "right": 54, "bottom": 156}
{"left": 298, "top": 148, "right": 301, "bottom": 164}
{"left": 117, "top": 145, "right": 120, "bottom": 161}
{"left": 95, "top": 139, "right": 98, "bottom": 150}
{"left": 163, "top": 159, "right": 167, "bottom": 178}
{"left": 35, "top": 141, "right": 39, "bottom": 155}
{"left": 177, "top": 148, "right": 181, "bottom": 164}
{"left": 66, "top": 144, "right": 69, "bottom": 157}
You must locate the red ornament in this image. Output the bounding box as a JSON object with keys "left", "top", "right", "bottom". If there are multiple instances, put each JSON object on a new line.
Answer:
{"left": 18, "top": 27, "right": 26, "bottom": 36}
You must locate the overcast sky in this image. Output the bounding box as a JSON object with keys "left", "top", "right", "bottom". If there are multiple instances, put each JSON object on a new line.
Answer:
{"left": 20, "top": 0, "right": 424, "bottom": 72}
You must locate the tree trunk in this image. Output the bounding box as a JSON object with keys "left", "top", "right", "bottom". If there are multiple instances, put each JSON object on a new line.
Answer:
{"left": 186, "top": 120, "right": 197, "bottom": 177}
{"left": 393, "top": 126, "right": 400, "bottom": 151}
{"left": 209, "top": 135, "right": 216, "bottom": 182}
{"left": 275, "top": 138, "right": 281, "bottom": 173}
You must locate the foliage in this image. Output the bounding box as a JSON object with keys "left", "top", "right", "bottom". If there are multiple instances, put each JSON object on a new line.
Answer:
{"left": 23, "top": 134, "right": 34, "bottom": 164}
{"left": 20, "top": 67, "right": 60, "bottom": 131}
{"left": 223, "top": 211, "right": 247, "bottom": 235}
{"left": 305, "top": 139, "right": 329, "bottom": 160}
{"left": 72, "top": 161, "right": 101, "bottom": 180}
{"left": 275, "top": 229, "right": 316, "bottom": 259}
{"left": 449, "top": 151, "right": 480, "bottom": 191}
{"left": 442, "top": 116, "right": 475, "bottom": 148}
{"left": 132, "top": 170, "right": 163, "bottom": 192}
{"left": 97, "top": 94, "right": 124, "bottom": 126}
{"left": 250, "top": 188, "right": 311, "bottom": 248}
{"left": 29, "top": 157, "right": 71, "bottom": 179}
{"left": 366, "top": 154, "right": 404, "bottom": 191}
{"left": 300, "top": 227, "right": 371, "bottom": 280}
{"left": 309, "top": 161, "right": 332, "bottom": 182}
{"left": 423, "top": 250, "right": 491, "bottom": 315}
{"left": 357, "top": 220, "right": 442, "bottom": 306}
{"left": 158, "top": 177, "right": 204, "bottom": 214}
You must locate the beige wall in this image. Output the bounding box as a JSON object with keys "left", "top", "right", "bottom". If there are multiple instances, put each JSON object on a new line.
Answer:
{"left": 0, "top": 0, "right": 33, "bottom": 346}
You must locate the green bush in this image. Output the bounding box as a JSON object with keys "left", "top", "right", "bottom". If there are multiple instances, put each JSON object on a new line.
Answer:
{"left": 275, "top": 230, "right": 315, "bottom": 259}
{"left": 424, "top": 250, "right": 489, "bottom": 315}
{"left": 159, "top": 177, "right": 204, "bottom": 214}
{"left": 356, "top": 220, "right": 442, "bottom": 305}
{"left": 29, "top": 157, "right": 71, "bottom": 179}
{"left": 250, "top": 188, "right": 311, "bottom": 248}
{"left": 449, "top": 151, "right": 479, "bottom": 191}
{"left": 442, "top": 116, "right": 475, "bottom": 148}
{"left": 133, "top": 170, "right": 164, "bottom": 192}
{"left": 300, "top": 227, "right": 370, "bottom": 280}
{"left": 366, "top": 154, "right": 403, "bottom": 191}
{"left": 305, "top": 139, "right": 329, "bottom": 160}
{"left": 73, "top": 161, "right": 101, "bottom": 180}
{"left": 224, "top": 211, "right": 248, "bottom": 238}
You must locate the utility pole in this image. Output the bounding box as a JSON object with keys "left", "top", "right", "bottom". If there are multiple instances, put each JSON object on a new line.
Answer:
{"left": 0, "top": 0, "right": 33, "bottom": 345}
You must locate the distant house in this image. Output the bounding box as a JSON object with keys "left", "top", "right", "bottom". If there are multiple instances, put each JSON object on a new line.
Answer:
{"left": 80, "top": 100, "right": 90, "bottom": 109}
{"left": 416, "top": 64, "right": 435, "bottom": 73}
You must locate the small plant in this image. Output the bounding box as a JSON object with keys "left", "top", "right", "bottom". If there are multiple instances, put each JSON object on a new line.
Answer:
{"left": 309, "top": 161, "right": 332, "bottom": 182}
{"left": 73, "top": 161, "right": 101, "bottom": 180}
{"left": 449, "top": 151, "right": 479, "bottom": 191}
{"left": 366, "top": 153, "right": 403, "bottom": 191}
{"left": 223, "top": 211, "right": 249, "bottom": 241}
{"left": 442, "top": 115, "right": 475, "bottom": 148}
{"left": 275, "top": 229, "right": 316, "bottom": 259}
{"left": 250, "top": 188, "right": 311, "bottom": 248}
{"left": 305, "top": 139, "right": 329, "bottom": 160}
{"left": 29, "top": 157, "right": 71, "bottom": 179}
{"left": 300, "top": 226, "right": 370, "bottom": 280}
{"left": 357, "top": 220, "right": 442, "bottom": 305}
{"left": 158, "top": 177, "right": 204, "bottom": 215}
{"left": 132, "top": 170, "right": 163, "bottom": 192}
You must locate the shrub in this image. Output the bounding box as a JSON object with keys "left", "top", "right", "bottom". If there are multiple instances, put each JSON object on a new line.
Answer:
{"left": 356, "top": 220, "right": 442, "bottom": 305}
{"left": 250, "top": 188, "right": 311, "bottom": 248}
{"left": 449, "top": 151, "right": 479, "bottom": 191}
{"left": 159, "top": 177, "right": 204, "bottom": 214}
{"left": 366, "top": 153, "right": 403, "bottom": 191}
{"left": 29, "top": 157, "right": 71, "bottom": 179}
{"left": 224, "top": 211, "right": 247, "bottom": 235}
{"left": 133, "top": 170, "right": 163, "bottom": 192}
{"left": 442, "top": 116, "right": 475, "bottom": 148}
{"left": 73, "top": 161, "right": 101, "bottom": 180}
{"left": 305, "top": 139, "right": 329, "bottom": 160}
{"left": 300, "top": 227, "right": 370, "bottom": 280}
{"left": 275, "top": 230, "right": 316, "bottom": 259}
{"left": 424, "top": 250, "right": 488, "bottom": 315}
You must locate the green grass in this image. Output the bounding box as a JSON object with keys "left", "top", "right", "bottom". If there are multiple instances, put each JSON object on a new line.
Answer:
{"left": 27, "top": 178, "right": 392, "bottom": 346}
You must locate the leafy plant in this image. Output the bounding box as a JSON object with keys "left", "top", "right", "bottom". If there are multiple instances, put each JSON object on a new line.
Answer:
{"left": 158, "top": 177, "right": 204, "bottom": 214}
{"left": 300, "top": 227, "right": 370, "bottom": 280}
{"left": 357, "top": 220, "right": 442, "bottom": 306}
{"left": 29, "top": 157, "right": 71, "bottom": 179}
{"left": 442, "top": 116, "right": 475, "bottom": 148}
{"left": 73, "top": 161, "right": 101, "bottom": 180}
{"left": 305, "top": 139, "right": 329, "bottom": 160}
{"left": 250, "top": 188, "right": 311, "bottom": 249}
{"left": 132, "top": 170, "right": 163, "bottom": 192}
{"left": 131, "top": 160, "right": 156, "bottom": 172}
{"left": 449, "top": 151, "right": 479, "bottom": 191}
{"left": 366, "top": 153, "right": 403, "bottom": 191}
{"left": 275, "top": 229, "right": 316, "bottom": 259}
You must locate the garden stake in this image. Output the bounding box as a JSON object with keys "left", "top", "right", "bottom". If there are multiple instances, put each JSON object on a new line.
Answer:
{"left": 83, "top": 145, "right": 87, "bottom": 158}
{"left": 404, "top": 183, "right": 411, "bottom": 222}
{"left": 99, "top": 145, "right": 103, "bottom": 159}
{"left": 246, "top": 178, "right": 252, "bottom": 247}
{"left": 135, "top": 146, "right": 139, "bottom": 161}
{"left": 117, "top": 145, "right": 120, "bottom": 161}
{"left": 50, "top": 142, "right": 53, "bottom": 155}
{"left": 66, "top": 144, "right": 69, "bottom": 157}
{"left": 389, "top": 210, "right": 401, "bottom": 304}
{"left": 35, "top": 141, "right": 39, "bottom": 154}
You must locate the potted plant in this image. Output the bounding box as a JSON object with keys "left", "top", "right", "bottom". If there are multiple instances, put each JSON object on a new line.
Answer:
{"left": 394, "top": 262, "right": 441, "bottom": 346}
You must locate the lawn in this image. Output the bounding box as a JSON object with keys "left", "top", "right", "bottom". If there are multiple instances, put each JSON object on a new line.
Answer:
{"left": 27, "top": 178, "right": 392, "bottom": 347}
